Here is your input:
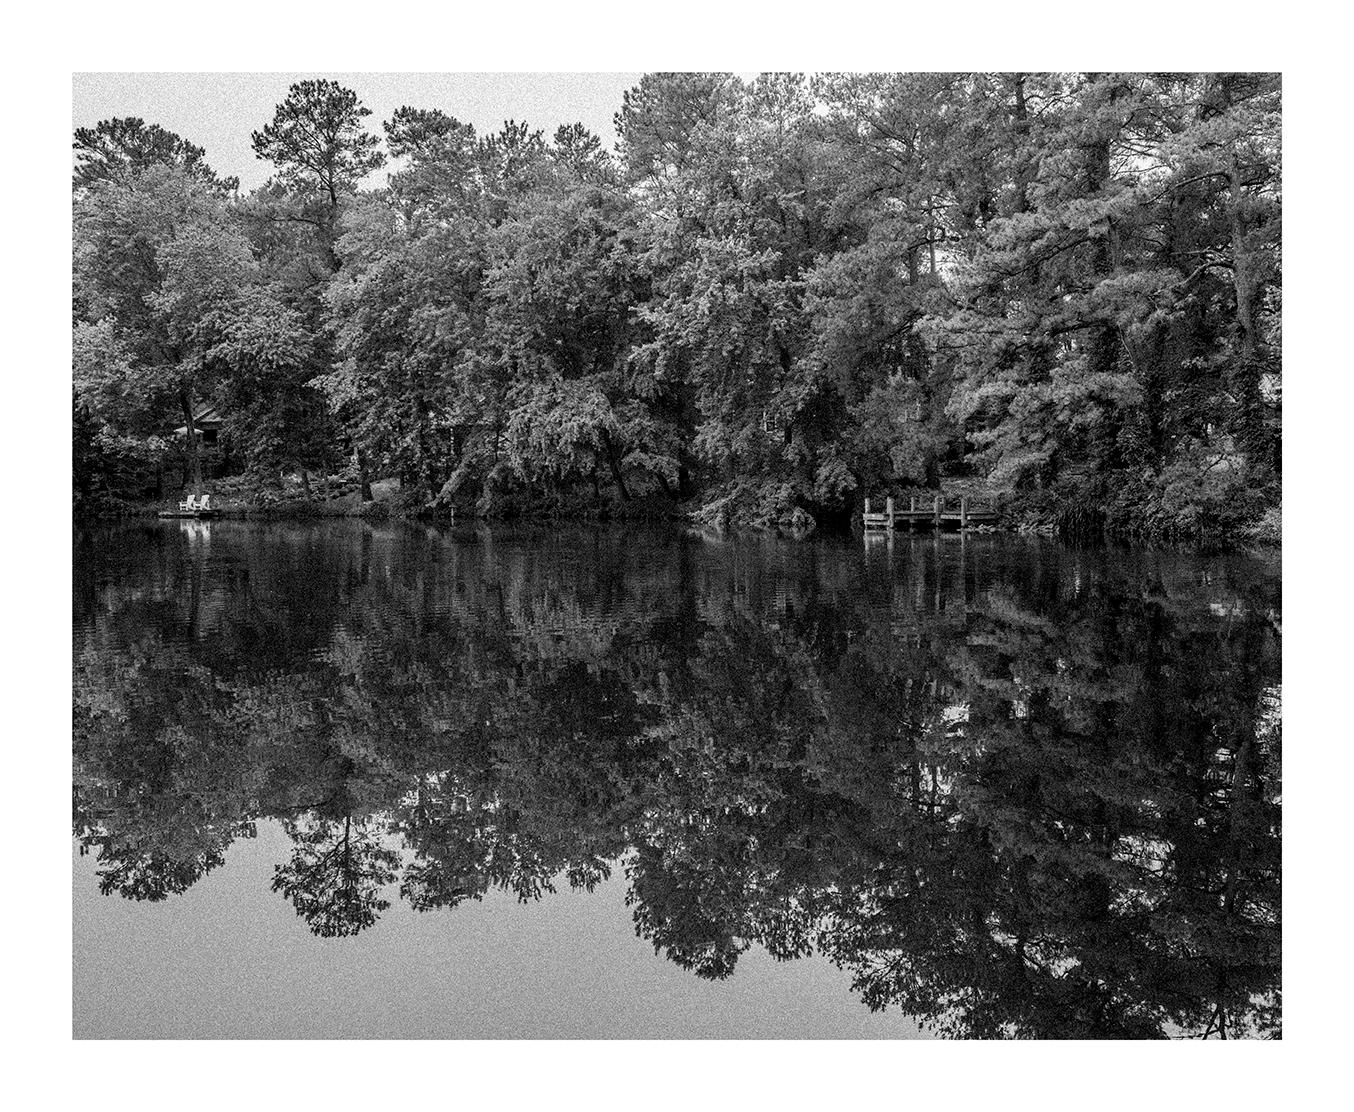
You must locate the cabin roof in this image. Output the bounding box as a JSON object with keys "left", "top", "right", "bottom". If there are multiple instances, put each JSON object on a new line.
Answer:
{"left": 171, "top": 403, "right": 224, "bottom": 436}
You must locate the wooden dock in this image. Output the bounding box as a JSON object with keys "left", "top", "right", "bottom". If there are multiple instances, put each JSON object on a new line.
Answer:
{"left": 862, "top": 495, "right": 998, "bottom": 533}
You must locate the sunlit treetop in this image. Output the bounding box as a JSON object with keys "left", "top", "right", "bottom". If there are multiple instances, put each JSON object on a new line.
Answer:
{"left": 251, "top": 79, "right": 386, "bottom": 206}
{"left": 73, "top": 116, "right": 239, "bottom": 195}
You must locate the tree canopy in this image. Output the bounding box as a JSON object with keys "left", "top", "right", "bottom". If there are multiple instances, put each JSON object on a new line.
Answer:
{"left": 73, "top": 74, "right": 1281, "bottom": 540}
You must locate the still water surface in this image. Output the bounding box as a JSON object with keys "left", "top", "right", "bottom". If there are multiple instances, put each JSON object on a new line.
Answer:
{"left": 74, "top": 521, "right": 1280, "bottom": 1038}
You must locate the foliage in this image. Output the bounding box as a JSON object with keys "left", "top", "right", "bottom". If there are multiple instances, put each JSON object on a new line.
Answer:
{"left": 73, "top": 116, "right": 238, "bottom": 194}
{"left": 72, "top": 74, "right": 1281, "bottom": 539}
{"left": 250, "top": 79, "right": 386, "bottom": 211}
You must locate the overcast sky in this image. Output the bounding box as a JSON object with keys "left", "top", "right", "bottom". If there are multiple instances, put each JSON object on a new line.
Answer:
{"left": 73, "top": 73, "right": 647, "bottom": 191}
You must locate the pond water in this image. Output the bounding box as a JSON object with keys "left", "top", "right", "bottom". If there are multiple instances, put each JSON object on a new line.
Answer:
{"left": 73, "top": 520, "right": 1281, "bottom": 1039}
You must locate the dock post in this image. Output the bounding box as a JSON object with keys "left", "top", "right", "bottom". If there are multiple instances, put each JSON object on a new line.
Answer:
{"left": 960, "top": 495, "right": 968, "bottom": 531}
{"left": 908, "top": 496, "right": 916, "bottom": 532}
{"left": 960, "top": 525, "right": 972, "bottom": 607}
{"left": 934, "top": 495, "right": 941, "bottom": 530}
{"left": 886, "top": 496, "right": 895, "bottom": 531}
{"left": 933, "top": 531, "right": 942, "bottom": 611}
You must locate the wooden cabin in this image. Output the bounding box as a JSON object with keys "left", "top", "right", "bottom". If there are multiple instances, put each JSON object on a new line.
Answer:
{"left": 171, "top": 403, "right": 224, "bottom": 447}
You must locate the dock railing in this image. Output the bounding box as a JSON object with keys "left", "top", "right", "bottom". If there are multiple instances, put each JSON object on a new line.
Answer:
{"left": 863, "top": 493, "right": 999, "bottom": 533}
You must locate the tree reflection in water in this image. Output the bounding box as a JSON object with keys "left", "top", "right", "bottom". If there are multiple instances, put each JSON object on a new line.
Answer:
{"left": 74, "top": 521, "right": 1281, "bottom": 1038}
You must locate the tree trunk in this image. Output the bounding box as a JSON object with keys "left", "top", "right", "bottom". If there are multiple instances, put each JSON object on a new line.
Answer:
{"left": 1010, "top": 73, "right": 1032, "bottom": 215}
{"left": 179, "top": 390, "right": 201, "bottom": 491}
{"left": 1084, "top": 79, "right": 1125, "bottom": 471}
{"left": 927, "top": 198, "right": 937, "bottom": 276}
{"left": 1228, "top": 149, "right": 1267, "bottom": 465}
{"left": 1209, "top": 74, "right": 1272, "bottom": 471}
{"left": 601, "top": 431, "right": 630, "bottom": 501}
{"left": 356, "top": 448, "right": 373, "bottom": 502}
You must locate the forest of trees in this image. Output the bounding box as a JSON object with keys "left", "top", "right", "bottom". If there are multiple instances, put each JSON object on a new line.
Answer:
{"left": 73, "top": 73, "right": 1281, "bottom": 540}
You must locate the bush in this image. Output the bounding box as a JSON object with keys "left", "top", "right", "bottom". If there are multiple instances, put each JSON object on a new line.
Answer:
{"left": 1242, "top": 504, "right": 1282, "bottom": 546}
{"left": 691, "top": 477, "right": 814, "bottom": 534}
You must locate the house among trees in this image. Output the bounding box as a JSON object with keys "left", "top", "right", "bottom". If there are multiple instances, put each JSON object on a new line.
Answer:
{"left": 172, "top": 403, "right": 224, "bottom": 448}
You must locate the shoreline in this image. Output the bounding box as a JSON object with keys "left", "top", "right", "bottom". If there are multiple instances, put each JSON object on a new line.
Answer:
{"left": 73, "top": 503, "right": 1280, "bottom": 554}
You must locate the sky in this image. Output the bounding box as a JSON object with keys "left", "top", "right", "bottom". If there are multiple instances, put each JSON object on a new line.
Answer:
{"left": 72, "top": 73, "right": 647, "bottom": 192}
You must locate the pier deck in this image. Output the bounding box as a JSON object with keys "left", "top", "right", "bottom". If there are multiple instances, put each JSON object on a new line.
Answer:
{"left": 862, "top": 495, "right": 999, "bottom": 533}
